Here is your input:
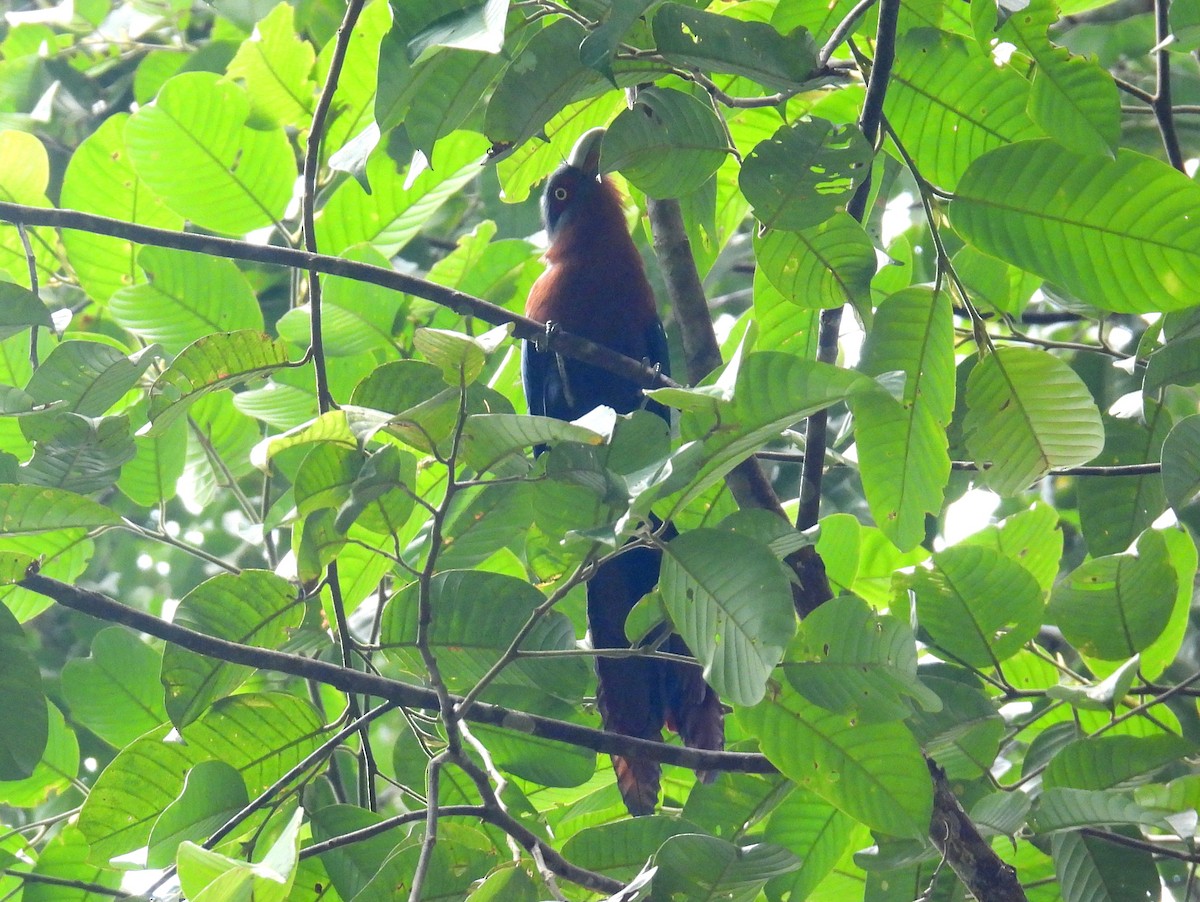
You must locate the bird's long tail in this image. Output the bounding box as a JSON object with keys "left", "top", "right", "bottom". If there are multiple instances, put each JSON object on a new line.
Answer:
{"left": 587, "top": 544, "right": 725, "bottom": 815}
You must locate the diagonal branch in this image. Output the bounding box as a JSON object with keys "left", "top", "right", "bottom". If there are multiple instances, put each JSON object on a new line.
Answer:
{"left": 19, "top": 569, "right": 775, "bottom": 775}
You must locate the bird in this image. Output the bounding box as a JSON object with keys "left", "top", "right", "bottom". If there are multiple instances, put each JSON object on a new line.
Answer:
{"left": 522, "top": 127, "right": 724, "bottom": 815}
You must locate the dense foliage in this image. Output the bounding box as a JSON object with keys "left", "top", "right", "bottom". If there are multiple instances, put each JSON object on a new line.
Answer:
{"left": 0, "top": 0, "right": 1198, "bottom": 898}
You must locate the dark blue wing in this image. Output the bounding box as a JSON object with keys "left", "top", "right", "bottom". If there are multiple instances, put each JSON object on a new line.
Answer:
{"left": 521, "top": 339, "right": 548, "bottom": 418}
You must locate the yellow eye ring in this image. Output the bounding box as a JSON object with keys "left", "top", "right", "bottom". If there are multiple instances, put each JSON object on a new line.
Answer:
{"left": 554, "top": 187, "right": 568, "bottom": 201}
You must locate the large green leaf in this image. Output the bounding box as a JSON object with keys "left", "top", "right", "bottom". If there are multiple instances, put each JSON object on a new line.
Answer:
{"left": 739, "top": 683, "right": 932, "bottom": 838}
{"left": 0, "top": 602, "right": 46, "bottom": 779}
{"left": 761, "top": 789, "right": 857, "bottom": 902}
{"left": 659, "top": 528, "right": 795, "bottom": 707}
{"left": 1050, "top": 829, "right": 1158, "bottom": 902}
{"left": 24, "top": 341, "right": 159, "bottom": 416}
{"left": 783, "top": 595, "right": 938, "bottom": 722}
{"left": 602, "top": 86, "right": 732, "bottom": 198}
{"left": 885, "top": 29, "right": 1039, "bottom": 190}
{"left": 651, "top": 3, "right": 818, "bottom": 91}
{"left": 146, "top": 761, "right": 249, "bottom": 868}
{"left": 59, "top": 115, "right": 183, "bottom": 303}
{"left": 144, "top": 331, "right": 295, "bottom": 435}
{"left": 907, "top": 544, "right": 1045, "bottom": 667}
{"left": 1044, "top": 733, "right": 1193, "bottom": 791}
{"left": 1049, "top": 529, "right": 1177, "bottom": 661}
{"left": 740, "top": 119, "right": 872, "bottom": 231}
{"left": 952, "top": 141, "right": 1200, "bottom": 314}
{"left": 0, "top": 484, "right": 120, "bottom": 534}
{"left": 125, "top": 72, "right": 295, "bottom": 235}
{"left": 161, "top": 571, "right": 304, "bottom": 728}
{"left": 110, "top": 246, "right": 264, "bottom": 354}
{"left": 853, "top": 287, "right": 954, "bottom": 551}
{"left": 314, "top": 134, "right": 487, "bottom": 256}
{"left": 60, "top": 628, "right": 167, "bottom": 748}
{"left": 962, "top": 347, "right": 1103, "bottom": 494}
{"left": 20, "top": 413, "right": 136, "bottom": 494}
{"left": 1001, "top": 0, "right": 1120, "bottom": 156}
{"left": 753, "top": 215, "right": 876, "bottom": 310}
{"left": 651, "top": 835, "right": 800, "bottom": 901}
{"left": 561, "top": 816, "right": 694, "bottom": 880}
{"left": 380, "top": 569, "right": 588, "bottom": 702}
{"left": 225, "top": 1, "right": 316, "bottom": 128}
{"left": 78, "top": 693, "right": 324, "bottom": 862}
{"left": 1162, "top": 415, "right": 1200, "bottom": 513}
{"left": 483, "top": 19, "right": 605, "bottom": 147}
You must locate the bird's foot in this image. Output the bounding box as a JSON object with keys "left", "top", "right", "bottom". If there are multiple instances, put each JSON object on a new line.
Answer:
{"left": 534, "top": 320, "right": 558, "bottom": 353}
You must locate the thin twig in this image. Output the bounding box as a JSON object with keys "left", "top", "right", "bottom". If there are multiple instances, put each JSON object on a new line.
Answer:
{"left": 17, "top": 223, "right": 40, "bottom": 368}
{"left": 819, "top": 0, "right": 880, "bottom": 65}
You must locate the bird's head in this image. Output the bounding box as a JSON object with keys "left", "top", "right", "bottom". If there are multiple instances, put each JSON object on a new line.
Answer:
{"left": 542, "top": 127, "right": 608, "bottom": 241}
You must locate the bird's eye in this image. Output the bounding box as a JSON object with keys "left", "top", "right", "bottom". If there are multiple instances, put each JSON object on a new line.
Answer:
{"left": 554, "top": 187, "right": 568, "bottom": 201}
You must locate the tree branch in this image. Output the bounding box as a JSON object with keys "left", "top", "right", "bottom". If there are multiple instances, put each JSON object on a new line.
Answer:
{"left": 19, "top": 570, "right": 774, "bottom": 775}
{"left": 0, "top": 202, "right": 674, "bottom": 396}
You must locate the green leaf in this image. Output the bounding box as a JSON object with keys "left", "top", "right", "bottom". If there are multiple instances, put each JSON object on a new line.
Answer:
{"left": 335, "top": 444, "right": 418, "bottom": 535}
{"left": 580, "top": 0, "right": 655, "bottom": 78}
{"left": 61, "top": 628, "right": 167, "bottom": 747}
{"left": 652, "top": 834, "right": 800, "bottom": 901}
{"left": 144, "top": 331, "right": 294, "bottom": 435}
{"left": 161, "top": 571, "right": 304, "bottom": 728}
{"left": 783, "top": 595, "right": 939, "bottom": 722}
{"left": 740, "top": 119, "right": 872, "bottom": 231}
{"left": 649, "top": 353, "right": 874, "bottom": 515}
{"left": 118, "top": 402, "right": 188, "bottom": 507}
{"left": 1050, "top": 829, "right": 1159, "bottom": 902}
{"left": 0, "top": 283, "right": 53, "bottom": 339}
{"left": 561, "top": 816, "right": 695, "bottom": 880}
{"left": 496, "top": 94, "right": 624, "bottom": 203}
{"left": 659, "top": 528, "right": 795, "bottom": 707}
{"left": 651, "top": 3, "right": 819, "bottom": 91}
{"left": 177, "top": 807, "right": 302, "bottom": 902}
{"left": 602, "top": 86, "right": 731, "bottom": 198}
{"left": 460, "top": 413, "right": 600, "bottom": 473}
{"left": 0, "top": 131, "right": 58, "bottom": 287}
{"left": 0, "top": 702, "right": 77, "bottom": 808}
{"left": 762, "top": 789, "right": 857, "bottom": 901}
{"left": 78, "top": 693, "right": 324, "bottom": 861}
{"left": 225, "top": 1, "right": 316, "bottom": 128}
{"left": 110, "top": 246, "right": 264, "bottom": 354}
{"left": 1170, "top": 0, "right": 1200, "bottom": 51}
{"left": 0, "top": 484, "right": 121, "bottom": 534}
{"left": 884, "top": 29, "right": 1039, "bottom": 190}
{"left": 908, "top": 674, "right": 1004, "bottom": 779}
{"left": 1049, "top": 529, "right": 1177, "bottom": 660}
{"left": 376, "top": 31, "right": 508, "bottom": 159}
{"left": 960, "top": 501, "right": 1062, "bottom": 591}
{"left": 1144, "top": 336, "right": 1200, "bottom": 392}
{"left": 125, "top": 72, "right": 295, "bottom": 235}
{"left": 406, "top": 0, "right": 509, "bottom": 59}
{"left": 1076, "top": 410, "right": 1170, "bottom": 557}
{"left": 853, "top": 287, "right": 954, "bottom": 551}
{"left": 1162, "top": 414, "right": 1200, "bottom": 513}
{"left": 952, "top": 140, "right": 1200, "bottom": 314}
{"left": 1001, "top": 0, "right": 1120, "bottom": 156}
{"left": 1044, "top": 733, "right": 1193, "bottom": 790}
{"left": 0, "top": 602, "right": 47, "bottom": 779}
{"left": 380, "top": 569, "right": 588, "bottom": 701}
{"left": 484, "top": 19, "right": 605, "bottom": 147}
{"left": 24, "top": 341, "right": 160, "bottom": 416}
{"left": 275, "top": 244, "right": 404, "bottom": 357}
{"left": 963, "top": 347, "right": 1103, "bottom": 494}
{"left": 908, "top": 544, "right": 1045, "bottom": 667}
{"left": 753, "top": 215, "right": 876, "bottom": 310}
{"left": 414, "top": 323, "right": 509, "bottom": 384}
{"left": 23, "top": 825, "right": 121, "bottom": 902}
{"left": 739, "top": 683, "right": 933, "bottom": 838}
{"left": 147, "top": 761, "right": 249, "bottom": 868}
{"left": 314, "top": 134, "right": 487, "bottom": 256}
{"left": 20, "top": 413, "right": 136, "bottom": 494}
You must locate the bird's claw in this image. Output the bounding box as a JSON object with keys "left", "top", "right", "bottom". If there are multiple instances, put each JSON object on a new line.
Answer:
{"left": 535, "top": 321, "right": 558, "bottom": 353}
